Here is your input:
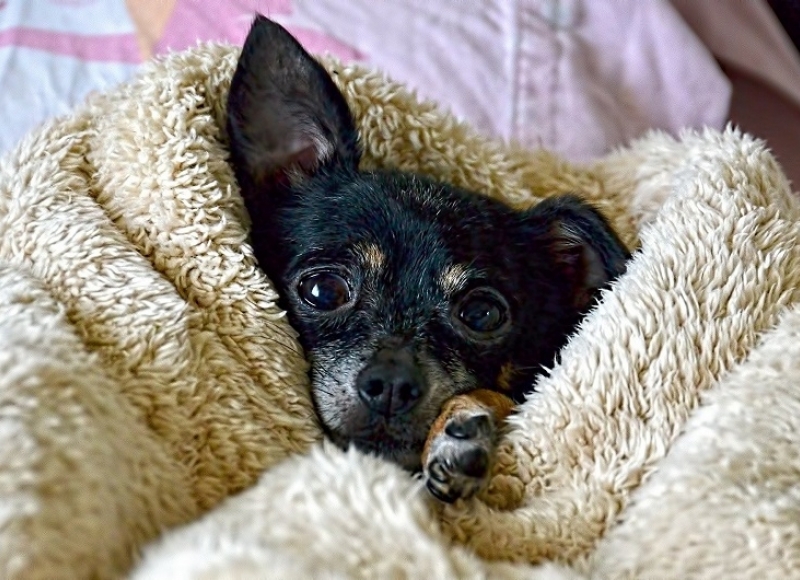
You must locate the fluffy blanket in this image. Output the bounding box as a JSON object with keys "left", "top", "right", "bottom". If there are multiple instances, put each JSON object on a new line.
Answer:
{"left": 0, "top": 43, "right": 798, "bottom": 580}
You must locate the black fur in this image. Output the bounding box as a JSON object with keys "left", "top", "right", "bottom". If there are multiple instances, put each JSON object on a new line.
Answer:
{"left": 227, "top": 16, "right": 630, "bottom": 471}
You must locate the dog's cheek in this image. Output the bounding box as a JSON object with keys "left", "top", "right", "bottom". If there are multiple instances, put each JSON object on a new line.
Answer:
{"left": 417, "top": 351, "right": 475, "bottom": 404}
{"left": 307, "top": 348, "right": 370, "bottom": 433}
{"left": 443, "top": 342, "right": 504, "bottom": 395}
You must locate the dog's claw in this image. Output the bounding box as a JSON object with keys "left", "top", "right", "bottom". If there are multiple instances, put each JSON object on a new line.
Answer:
{"left": 424, "top": 407, "right": 497, "bottom": 502}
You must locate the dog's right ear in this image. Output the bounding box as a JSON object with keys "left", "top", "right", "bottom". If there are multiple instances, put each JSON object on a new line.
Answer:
{"left": 226, "top": 15, "right": 360, "bottom": 192}
{"left": 521, "top": 195, "right": 630, "bottom": 312}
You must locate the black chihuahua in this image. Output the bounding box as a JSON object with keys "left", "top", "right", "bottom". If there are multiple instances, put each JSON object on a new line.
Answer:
{"left": 227, "top": 16, "right": 630, "bottom": 502}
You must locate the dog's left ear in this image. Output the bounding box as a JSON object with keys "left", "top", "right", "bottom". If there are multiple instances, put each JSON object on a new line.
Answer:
{"left": 523, "top": 195, "right": 630, "bottom": 310}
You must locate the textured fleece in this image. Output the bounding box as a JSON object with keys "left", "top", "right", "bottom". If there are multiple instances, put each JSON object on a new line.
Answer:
{"left": 0, "top": 44, "right": 797, "bottom": 579}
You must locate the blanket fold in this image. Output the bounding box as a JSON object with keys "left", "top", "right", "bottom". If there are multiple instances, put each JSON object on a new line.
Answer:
{"left": 0, "top": 43, "right": 797, "bottom": 579}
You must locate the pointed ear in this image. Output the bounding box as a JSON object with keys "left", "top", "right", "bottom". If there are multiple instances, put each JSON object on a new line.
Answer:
{"left": 226, "top": 15, "right": 360, "bottom": 191}
{"left": 524, "top": 195, "right": 630, "bottom": 311}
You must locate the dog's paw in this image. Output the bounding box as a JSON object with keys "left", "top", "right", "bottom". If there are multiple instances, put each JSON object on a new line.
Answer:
{"left": 423, "top": 407, "right": 497, "bottom": 503}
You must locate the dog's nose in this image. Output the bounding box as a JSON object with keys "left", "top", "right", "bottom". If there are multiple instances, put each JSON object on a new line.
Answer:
{"left": 356, "top": 347, "right": 425, "bottom": 417}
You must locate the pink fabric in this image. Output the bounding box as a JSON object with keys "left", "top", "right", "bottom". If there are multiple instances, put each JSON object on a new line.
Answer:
{"left": 238, "top": 0, "right": 731, "bottom": 162}
{"left": 155, "top": 0, "right": 364, "bottom": 61}
{"left": 155, "top": 0, "right": 284, "bottom": 55}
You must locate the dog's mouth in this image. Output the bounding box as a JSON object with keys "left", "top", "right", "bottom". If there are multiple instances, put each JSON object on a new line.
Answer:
{"left": 349, "top": 434, "right": 425, "bottom": 471}
{"left": 308, "top": 346, "right": 462, "bottom": 472}
{"left": 322, "top": 413, "right": 430, "bottom": 472}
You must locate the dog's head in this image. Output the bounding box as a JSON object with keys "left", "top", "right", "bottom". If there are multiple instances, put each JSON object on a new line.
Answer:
{"left": 227, "top": 16, "right": 629, "bottom": 470}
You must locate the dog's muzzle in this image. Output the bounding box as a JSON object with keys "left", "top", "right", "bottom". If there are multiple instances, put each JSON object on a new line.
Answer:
{"left": 355, "top": 344, "right": 426, "bottom": 418}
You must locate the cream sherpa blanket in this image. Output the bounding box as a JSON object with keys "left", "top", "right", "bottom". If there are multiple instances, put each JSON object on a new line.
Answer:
{"left": 0, "top": 44, "right": 798, "bottom": 580}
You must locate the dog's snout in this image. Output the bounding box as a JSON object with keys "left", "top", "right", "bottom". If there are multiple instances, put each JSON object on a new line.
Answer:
{"left": 356, "top": 347, "right": 425, "bottom": 417}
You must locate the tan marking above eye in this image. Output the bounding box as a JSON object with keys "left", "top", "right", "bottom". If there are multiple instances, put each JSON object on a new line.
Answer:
{"left": 354, "top": 242, "right": 386, "bottom": 271}
{"left": 439, "top": 264, "right": 470, "bottom": 295}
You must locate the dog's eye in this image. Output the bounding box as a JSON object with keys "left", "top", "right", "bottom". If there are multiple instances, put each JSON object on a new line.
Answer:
{"left": 455, "top": 288, "right": 510, "bottom": 336}
{"left": 297, "top": 271, "right": 351, "bottom": 310}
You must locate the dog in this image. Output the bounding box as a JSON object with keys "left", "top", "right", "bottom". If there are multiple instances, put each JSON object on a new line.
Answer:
{"left": 226, "top": 15, "right": 630, "bottom": 502}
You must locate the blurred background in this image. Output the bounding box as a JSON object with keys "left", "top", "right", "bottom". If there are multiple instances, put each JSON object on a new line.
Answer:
{"left": 1, "top": 0, "right": 798, "bottom": 185}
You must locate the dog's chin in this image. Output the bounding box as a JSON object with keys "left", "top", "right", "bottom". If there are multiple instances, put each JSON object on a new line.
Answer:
{"left": 326, "top": 427, "right": 426, "bottom": 472}
{"left": 352, "top": 438, "right": 424, "bottom": 472}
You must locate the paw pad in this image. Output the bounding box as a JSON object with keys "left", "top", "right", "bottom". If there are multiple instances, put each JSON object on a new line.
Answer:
{"left": 424, "top": 408, "right": 497, "bottom": 502}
